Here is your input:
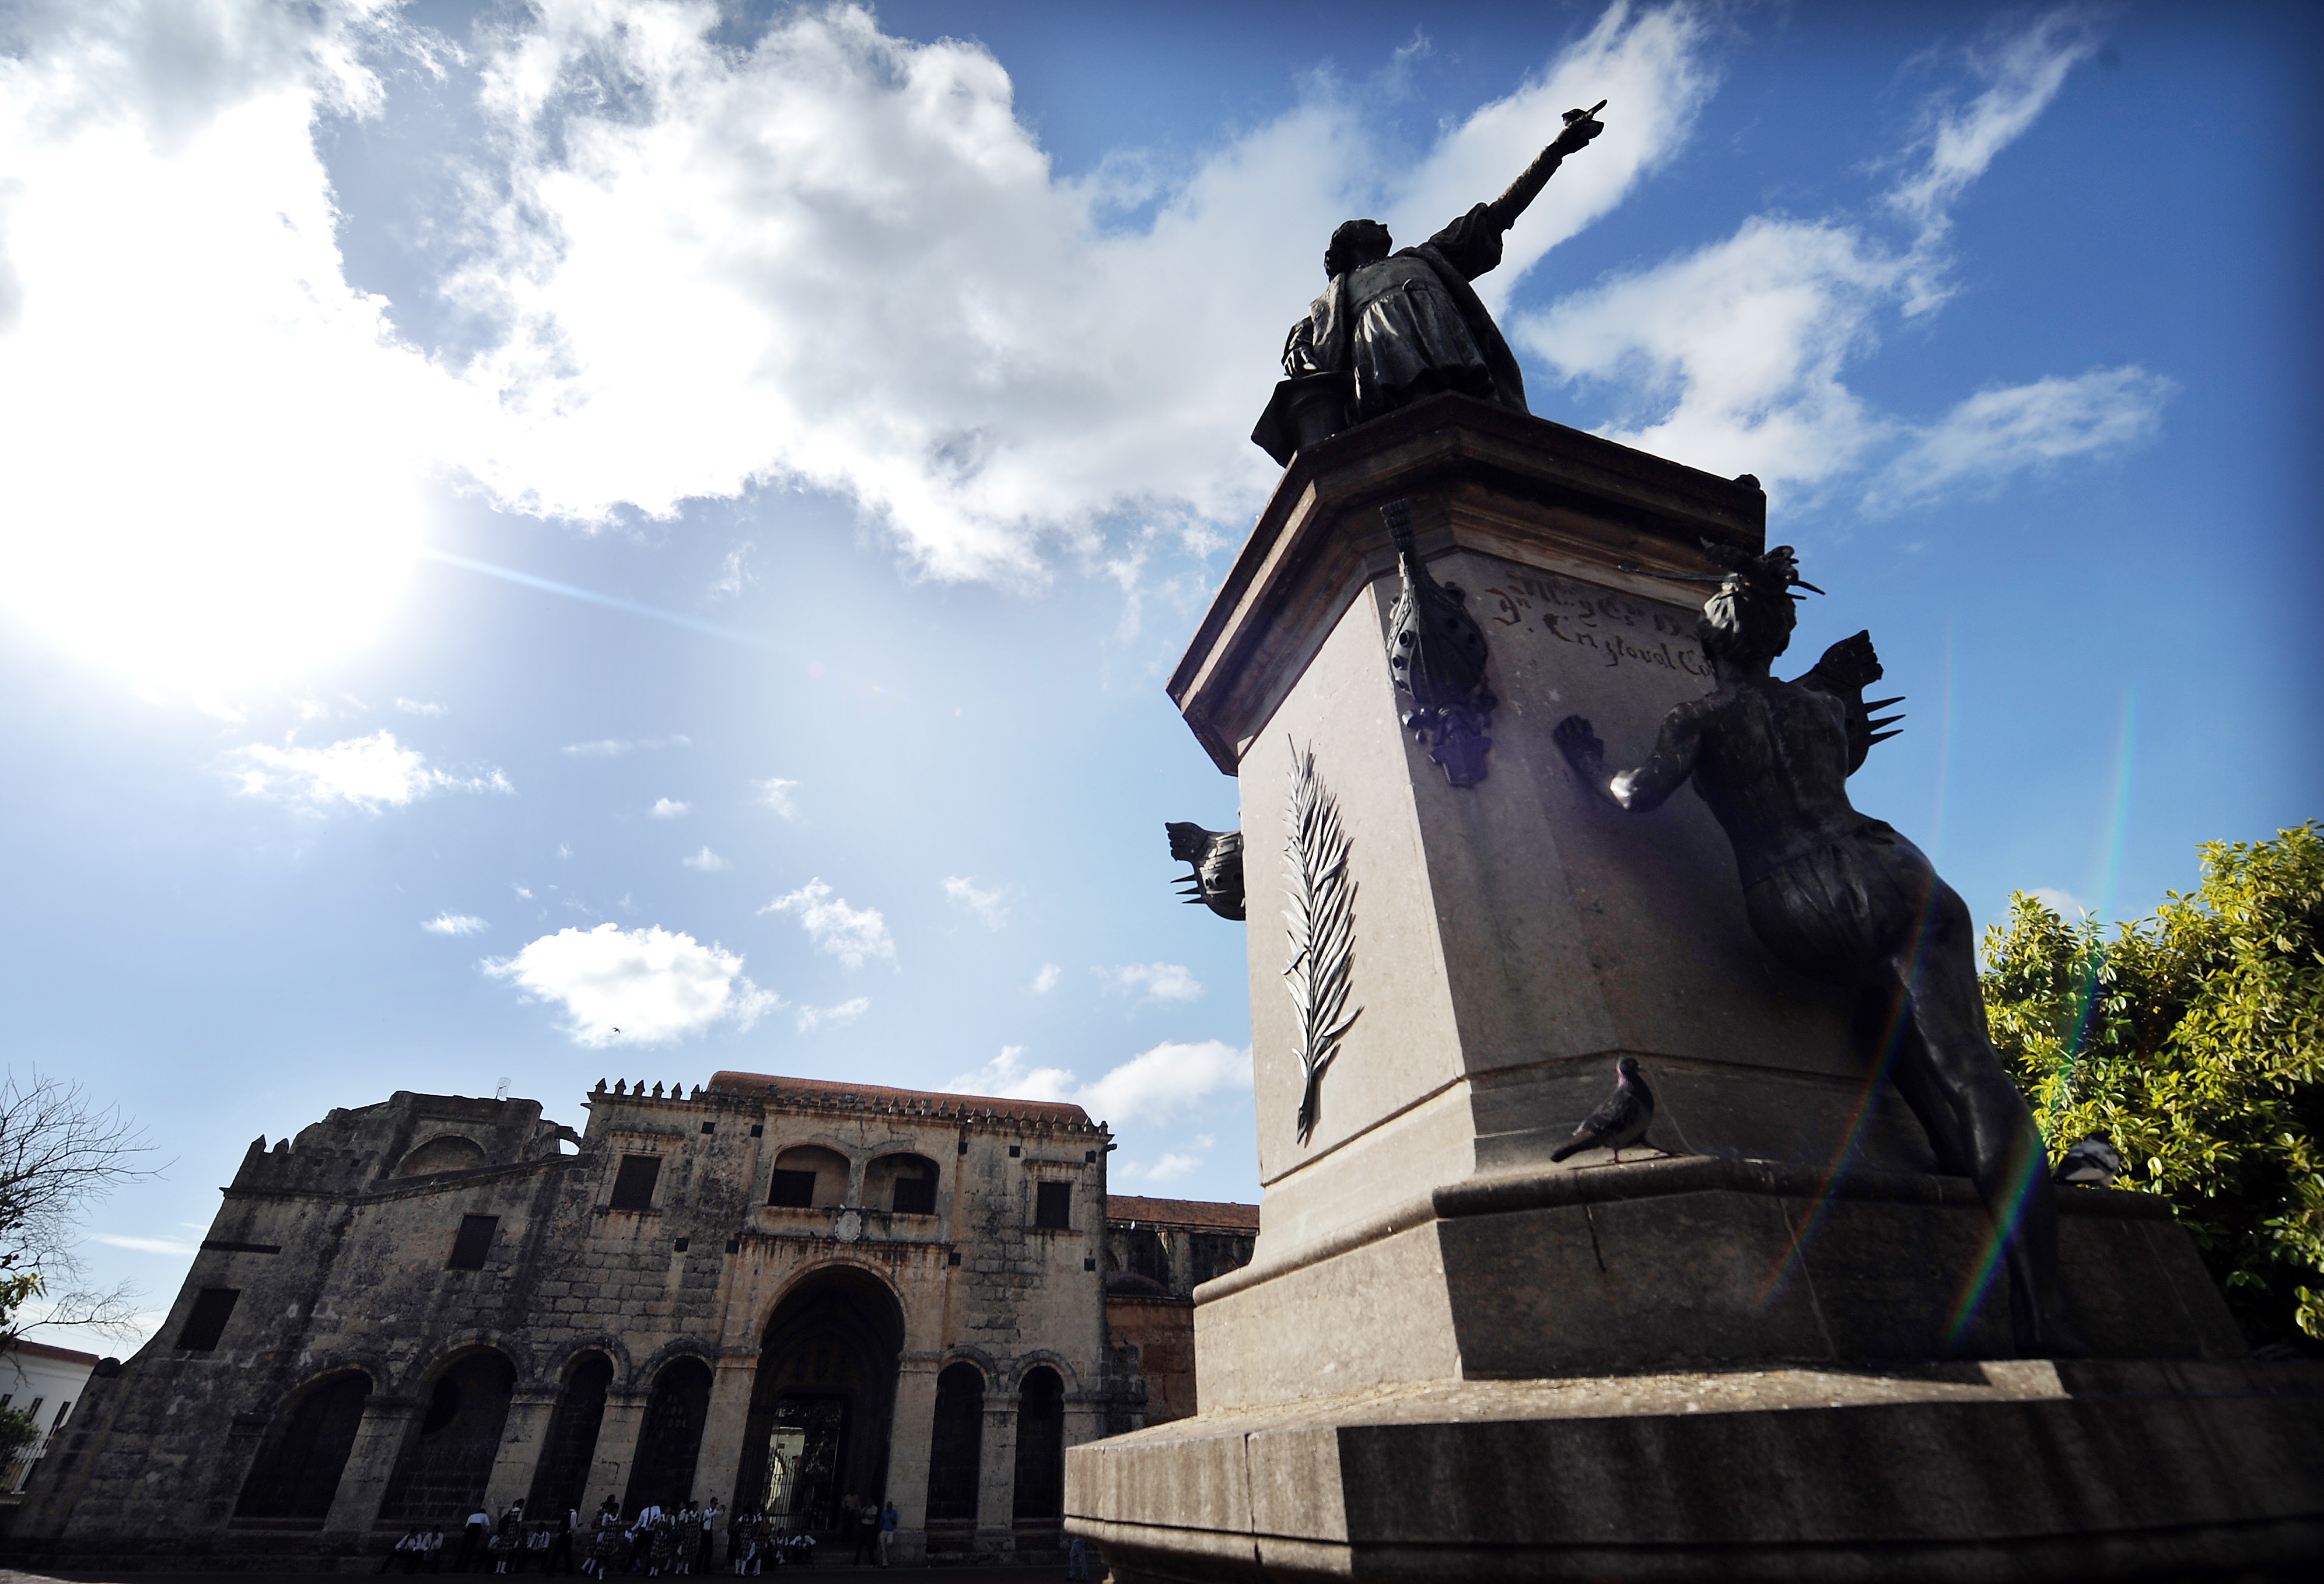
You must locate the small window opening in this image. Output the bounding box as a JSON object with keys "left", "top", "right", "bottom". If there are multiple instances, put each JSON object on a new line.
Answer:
{"left": 767, "top": 1169, "right": 817, "bottom": 1208}
{"left": 1035, "top": 1181, "right": 1071, "bottom": 1231}
{"left": 610, "top": 1155, "right": 662, "bottom": 1211}
{"left": 892, "top": 1173, "right": 937, "bottom": 1215}
{"left": 749, "top": 1124, "right": 764, "bottom": 1137}
{"left": 447, "top": 1214, "right": 499, "bottom": 1270}
{"left": 1008, "top": 1144, "right": 1021, "bottom": 1158}
{"left": 177, "top": 1288, "right": 241, "bottom": 1351}
{"left": 700, "top": 1121, "right": 716, "bottom": 1135}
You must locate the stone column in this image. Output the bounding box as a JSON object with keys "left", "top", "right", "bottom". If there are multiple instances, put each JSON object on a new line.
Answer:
{"left": 686, "top": 1350, "right": 760, "bottom": 1509}
{"left": 972, "top": 1388, "right": 1019, "bottom": 1555}
{"left": 483, "top": 1386, "right": 562, "bottom": 1512}
{"left": 321, "top": 1394, "right": 424, "bottom": 1537}
{"left": 587, "top": 1387, "right": 651, "bottom": 1511}
{"left": 881, "top": 1354, "right": 939, "bottom": 1565}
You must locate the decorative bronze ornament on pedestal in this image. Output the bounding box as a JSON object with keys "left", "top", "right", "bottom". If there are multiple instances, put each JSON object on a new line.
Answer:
{"left": 1164, "top": 821, "right": 1245, "bottom": 920}
{"left": 1381, "top": 499, "right": 1497, "bottom": 786}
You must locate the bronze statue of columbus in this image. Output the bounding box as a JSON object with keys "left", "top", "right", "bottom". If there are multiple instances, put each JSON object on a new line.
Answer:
{"left": 1251, "top": 103, "right": 1606, "bottom": 465}
{"left": 1553, "top": 547, "right": 2085, "bottom": 1358}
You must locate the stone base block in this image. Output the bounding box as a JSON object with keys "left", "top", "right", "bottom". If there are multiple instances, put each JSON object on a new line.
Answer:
{"left": 1194, "top": 1159, "right": 2246, "bottom": 1411}
{"left": 1068, "top": 1361, "right": 2324, "bottom": 1582}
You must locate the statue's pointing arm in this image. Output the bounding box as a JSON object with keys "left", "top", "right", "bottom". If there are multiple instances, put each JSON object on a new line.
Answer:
{"left": 1426, "top": 105, "right": 1606, "bottom": 282}
{"left": 1486, "top": 106, "right": 1606, "bottom": 233}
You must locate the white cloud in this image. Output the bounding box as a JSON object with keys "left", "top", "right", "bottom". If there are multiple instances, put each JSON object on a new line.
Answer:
{"left": 681, "top": 845, "right": 730, "bottom": 872}
{"left": 948, "top": 1038, "right": 1251, "bottom": 1126}
{"left": 90, "top": 1233, "right": 200, "bottom": 1256}
{"left": 483, "top": 921, "right": 779, "bottom": 1045}
{"left": 394, "top": 697, "right": 446, "bottom": 716}
{"left": 1886, "top": 12, "right": 2102, "bottom": 241}
{"left": 949, "top": 1045, "right": 1079, "bottom": 1105}
{"left": 1101, "top": 962, "right": 1203, "bottom": 1004}
{"left": 422, "top": 912, "right": 488, "bottom": 936}
{"left": 562, "top": 735, "right": 691, "bottom": 758}
{"left": 1030, "top": 963, "right": 1061, "bottom": 994}
{"left": 2028, "top": 886, "right": 2093, "bottom": 917}
{"left": 796, "top": 996, "right": 870, "bottom": 1033}
{"left": 649, "top": 797, "right": 690, "bottom": 819}
{"left": 943, "top": 875, "right": 1009, "bottom": 930}
{"left": 0, "top": 0, "right": 1710, "bottom": 681}
{"left": 1516, "top": 10, "right": 2149, "bottom": 504}
{"left": 761, "top": 878, "right": 895, "bottom": 967}
{"left": 754, "top": 777, "right": 802, "bottom": 819}
{"left": 713, "top": 542, "right": 755, "bottom": 597}
{"left": 1872, "top": 367, "right": 2174, "bottom": 509}
{"left": 232, "top": 730, "right": 511, "bottom": 811}
{"left": 1141, "top": 1152, "right": 1204, "bottom": 1183}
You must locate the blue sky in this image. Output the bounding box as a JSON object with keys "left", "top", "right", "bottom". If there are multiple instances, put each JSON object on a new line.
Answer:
{"left": 1, "top": 0, "right": 2315, "bottom": 1343}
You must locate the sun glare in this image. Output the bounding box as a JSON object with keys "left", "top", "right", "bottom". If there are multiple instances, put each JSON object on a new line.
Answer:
{"left": 0, "top": 87, "right": 435, "bottom": 691}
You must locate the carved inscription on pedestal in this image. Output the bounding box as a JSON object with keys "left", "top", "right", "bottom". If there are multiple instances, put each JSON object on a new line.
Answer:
{"left": 1478, "top": 568, "right": 1710, "bottom": 678}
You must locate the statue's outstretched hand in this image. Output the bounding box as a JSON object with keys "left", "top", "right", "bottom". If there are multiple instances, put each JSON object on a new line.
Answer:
{"left": 1553, "top": 714, "right": 1604, "bottom": 769}
{"left": 1549, "top": 113, "right": 1604, "bottom": 159}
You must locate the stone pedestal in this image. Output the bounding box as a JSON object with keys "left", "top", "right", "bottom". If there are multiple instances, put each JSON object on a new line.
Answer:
{"left": 1065, "top": 397, "right": 2324, "bottom": 1578}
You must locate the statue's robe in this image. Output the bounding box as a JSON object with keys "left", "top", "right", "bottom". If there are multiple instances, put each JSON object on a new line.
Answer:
{"left": 1254, "top": 204, "right": 1528, "bottom": 464}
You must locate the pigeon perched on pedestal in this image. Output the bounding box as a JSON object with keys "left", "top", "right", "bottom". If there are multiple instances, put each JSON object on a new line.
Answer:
{"left": 2053, "top": 1136, "right": 2123, "bottom": 1187}
{"left": 1549, "top": 1057, "right": 1655, "bottom": 1162}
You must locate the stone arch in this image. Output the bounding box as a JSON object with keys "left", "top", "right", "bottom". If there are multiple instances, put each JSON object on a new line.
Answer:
{"left": 736, "top": 1263, "right": 907, "bottom": 1530}
{"left": 232, "top": 1367, "right": 374, "bottom": 1521}
{"left": 1002, "top": 1348, "right": 1083, "bottom": 1395}
{"left": 923, "top": 1361, "right": 985, "bottom": 1540}
{"left": 527, "top": 1350, "right": 615, "bottom": 1520}
{"left": 765, "top": 1143, "right": 852, "bottom": 1208}
{"left": 394, "top": 1134, "right": 487, "bottom": 1177}
{"left": 378, "top": 1345, "right": 519, "bottom": 1523}
{"left": 1010, "top": 1365, "right": 1066, "bottom": 1530}
{"left": 393, "top": 1330, "right": 536, "bottom": 1397}
{"left": 863, "top": 1151, "right": 940, "bottom": 1215}
{"left": 624, "top": 1355, "right": 714, "bottom": 1514}
{"left": 542, "top": 1334, "right": 635, "bottom": 1392}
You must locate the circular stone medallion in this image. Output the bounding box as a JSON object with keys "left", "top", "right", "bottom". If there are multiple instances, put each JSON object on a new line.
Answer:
{"left": 832, "top": 1208, "right": 864, "bottom": 1243}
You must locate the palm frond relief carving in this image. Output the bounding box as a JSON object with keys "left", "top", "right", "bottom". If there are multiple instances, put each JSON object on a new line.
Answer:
{"left": 1283, "top": 740, "right": 1362, "bottom": 1145}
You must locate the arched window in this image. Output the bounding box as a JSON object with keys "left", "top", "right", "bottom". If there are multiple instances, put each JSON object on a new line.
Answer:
{"left": 625, "top": 1358, "right": 713, "bottom": 1513}
{"left": 379, "top": 1351, "right": 516, "bottom": 1522}
{"left": 233, "top": 1371, "right": 372, "bottom": 1520}
{"left": 766, "top": 1145, "right": 850, "bottom": 1208}
{"left": 864, "top": 1152, "right": 939, "bottom": 1215}
{"left": 924, "top": 1363, "right": 984, "bottom": 1530}
{"left": 1012, "top": 1367, "right": 1065, "bottom": 1530}
{"left": 527, "top": 1354, "right": 613, "bottom": 1519}
{"left": 394, "top": 1135, "right": 488, "bottom": 1177}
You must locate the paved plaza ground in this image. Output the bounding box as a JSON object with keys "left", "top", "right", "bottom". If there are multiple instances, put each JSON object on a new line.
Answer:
{"left": 2, "top": 1561, "right": 1078, "bottom": 1570}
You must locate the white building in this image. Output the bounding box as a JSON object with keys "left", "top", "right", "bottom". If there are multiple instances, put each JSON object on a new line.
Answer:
{"left": 2, "top": 1339, "right": 102, "bottom": 1497}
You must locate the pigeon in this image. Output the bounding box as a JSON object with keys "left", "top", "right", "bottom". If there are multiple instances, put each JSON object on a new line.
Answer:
{"left": 2053, "top": 1136, "right": 2123, "bottom": 1187}
{"left": 1549, "top": 1056, "right": 1655, "bottom": 1162}
{"left": 1166, "top": 822, "right": 1246, "bottom": 921}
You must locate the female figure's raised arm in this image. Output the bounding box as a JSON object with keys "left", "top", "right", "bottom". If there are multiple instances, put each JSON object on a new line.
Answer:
{"left": 1553, "top": 705, "right": 1701, "bottom": 812}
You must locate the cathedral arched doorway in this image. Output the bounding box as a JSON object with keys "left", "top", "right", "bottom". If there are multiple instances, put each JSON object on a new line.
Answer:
{"left": 625, "top": 1357, "right": 713, "bottom": 1513}
{"left": 734, "top": 1266, "right": 903, "bottom": 1534}
{"left": 379, "top": 1350, "right": 516, "bottom": 1523}
{"left": 233, "top": 1369, "right": 372, "bottom": 1522}
{"left": 530, "top": 1353, "right": 614, "bottom": 1518}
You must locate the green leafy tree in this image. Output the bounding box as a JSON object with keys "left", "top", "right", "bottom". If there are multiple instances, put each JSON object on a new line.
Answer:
{"left": 1980, "top": 822, "right": 2323, "bottom": 1345}
{"left": 0, "top": 1403, "right": 43, "bottom": 1474}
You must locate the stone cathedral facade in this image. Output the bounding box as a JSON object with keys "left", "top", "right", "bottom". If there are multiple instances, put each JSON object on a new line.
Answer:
{"left": 18, "top": 1071, "right": 1142, "bottom": 1567}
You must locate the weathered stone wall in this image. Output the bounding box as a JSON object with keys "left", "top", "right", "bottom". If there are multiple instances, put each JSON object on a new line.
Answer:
{"left": 15, "top": 1074, "right": 1123, "bottom": 1566}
